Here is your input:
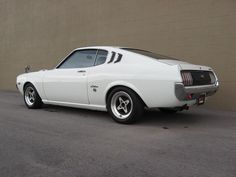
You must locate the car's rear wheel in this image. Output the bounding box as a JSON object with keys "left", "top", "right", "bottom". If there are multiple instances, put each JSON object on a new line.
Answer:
{"left": 107, "top": 87, "right": 144, "bottom": 124}
{"left": 24, "top": 83, "right": 43, "bottom": 109}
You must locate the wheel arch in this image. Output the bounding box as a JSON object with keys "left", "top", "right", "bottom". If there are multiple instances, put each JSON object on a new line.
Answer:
{"left": 23, "top": 82, "right": 42, "bottom": 100}
{"left": 23, "top": 81, "right": 33, "bottom": 92}
{"left": 105, "top": 83, "right": 147, "bottom": 108}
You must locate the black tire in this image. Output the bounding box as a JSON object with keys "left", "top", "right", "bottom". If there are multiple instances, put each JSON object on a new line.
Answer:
{"left": 24, "top": 83, "right": 43, "bottom": 109}
{"left": 159, "top": 108, "right": 178, "bottom": 114}
{"left": 107, "top": 87, "right": 144, "bottom": 124}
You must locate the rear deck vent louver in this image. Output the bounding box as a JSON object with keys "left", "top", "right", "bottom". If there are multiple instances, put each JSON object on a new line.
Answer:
{"left": 107, "top": 52, "right": 123, "bottom": 64}
{"left": 114, "top": 53, "right": 123, "bottom": 63}
{"left": 107, "top": 51, "right": 116, "bottom": 63}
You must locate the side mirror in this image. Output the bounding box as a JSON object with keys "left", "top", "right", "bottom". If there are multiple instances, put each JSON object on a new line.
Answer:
{"left": 25, "top": 65, "right": 31, "bottom": 73}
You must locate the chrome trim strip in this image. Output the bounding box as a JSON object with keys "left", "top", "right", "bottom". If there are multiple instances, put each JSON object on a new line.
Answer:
{"left": 42, "top": 100, "right": 107, "bottom": 111}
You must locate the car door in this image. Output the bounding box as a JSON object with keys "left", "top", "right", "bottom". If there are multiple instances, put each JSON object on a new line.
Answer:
{"left": 43, "top": 49, "right": 97, "bottom": 104}
{"left": 87, "top": 49, "right": 109, "bottom": 106}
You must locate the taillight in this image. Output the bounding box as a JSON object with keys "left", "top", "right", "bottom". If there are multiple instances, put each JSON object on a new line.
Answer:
{"left": 181, "top": 71, "right": 193, "bottom": 86}
{"left": 209, "top": 72, "right": 216, "bottom": 84}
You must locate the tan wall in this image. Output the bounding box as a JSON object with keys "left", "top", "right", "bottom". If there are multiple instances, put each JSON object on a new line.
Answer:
{"left": 0, "top": 0, "right": 235, "bottom": 111}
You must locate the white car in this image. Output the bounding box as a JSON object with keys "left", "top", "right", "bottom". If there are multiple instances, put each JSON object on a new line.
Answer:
{"left": 16, "top": 46, "right": 219, "bottom": 123}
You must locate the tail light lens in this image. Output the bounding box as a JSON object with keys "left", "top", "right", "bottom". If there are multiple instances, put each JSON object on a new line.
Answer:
{"left": 181, "top": 71, "right": 193, "bottom": 86}
{"left": 209, "top": 72, "right": 216, "bottom": 84}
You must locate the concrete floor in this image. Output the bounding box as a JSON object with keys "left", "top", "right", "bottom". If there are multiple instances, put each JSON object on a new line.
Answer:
{"left": 0, "top": 91, "right": 235, "bottom": 177}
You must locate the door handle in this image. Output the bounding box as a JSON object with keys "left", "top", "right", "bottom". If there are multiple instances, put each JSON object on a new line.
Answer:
{"left": 77, "top": 70, "right": 86, "bottom": 73}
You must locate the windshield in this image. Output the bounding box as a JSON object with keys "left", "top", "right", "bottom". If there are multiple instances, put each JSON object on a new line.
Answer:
{"left": 122, "top": 48, "right": 179, "bottom": 60}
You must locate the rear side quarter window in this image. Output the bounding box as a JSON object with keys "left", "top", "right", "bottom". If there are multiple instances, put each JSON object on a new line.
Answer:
{"left": 94, "top": 50, "right": 108, "bottom": 66}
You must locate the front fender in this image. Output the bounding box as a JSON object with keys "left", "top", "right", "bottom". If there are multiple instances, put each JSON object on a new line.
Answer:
{"left": 16, "top": 71, "right": 46, "bottom": 99}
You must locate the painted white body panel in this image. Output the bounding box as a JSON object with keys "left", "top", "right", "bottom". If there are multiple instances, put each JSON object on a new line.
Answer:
{"left": 16, "top": 46, "right": 218, "bottom": 111}
{"left": 43, "top": 68, "right": 88, "bottom": 104}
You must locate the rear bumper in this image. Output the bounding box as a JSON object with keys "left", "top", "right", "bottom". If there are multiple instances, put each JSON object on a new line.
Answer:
{"left": 175, "top": 81, "right": 219, "bottom": 101}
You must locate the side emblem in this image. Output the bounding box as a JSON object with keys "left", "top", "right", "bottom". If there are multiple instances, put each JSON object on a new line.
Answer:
{"left": 91, "top": 85, "right": 98, "bottom": 92}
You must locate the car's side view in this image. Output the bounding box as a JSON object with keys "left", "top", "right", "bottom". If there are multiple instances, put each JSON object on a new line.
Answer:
{"left": 16, "top": 46, "right": 219, "bottom": 123}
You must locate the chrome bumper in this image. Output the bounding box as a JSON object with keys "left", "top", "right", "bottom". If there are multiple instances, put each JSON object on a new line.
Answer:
{"left": 175, "top": 81, "right": 219, "bottom": 101}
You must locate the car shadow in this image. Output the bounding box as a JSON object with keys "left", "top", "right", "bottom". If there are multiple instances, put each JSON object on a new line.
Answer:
{"left": 42, "top": 104, "right": 111, "bottom": 119}
{"left": 138, "top": 109, "right": 203, "bottom": 128}
{"left": 42, "top": 104, "right": 204, "bottom": 127}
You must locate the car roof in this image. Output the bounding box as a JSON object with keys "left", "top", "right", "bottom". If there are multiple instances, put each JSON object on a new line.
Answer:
{"left": 74, "top": 46, "right": 122, "bottom": 50}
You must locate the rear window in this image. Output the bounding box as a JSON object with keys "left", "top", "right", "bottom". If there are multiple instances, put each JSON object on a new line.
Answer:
{"left": 122, "top": 48, "right": 178, "bottom": 60}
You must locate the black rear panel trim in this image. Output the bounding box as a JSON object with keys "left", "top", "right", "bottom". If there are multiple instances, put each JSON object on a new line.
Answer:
{"left": 182, "top": 70, "right": 214, "bottom": 86}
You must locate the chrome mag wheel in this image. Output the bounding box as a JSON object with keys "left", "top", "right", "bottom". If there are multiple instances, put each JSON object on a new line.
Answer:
{"left": 110, "top": 91, "right": 133, "bottom": 119}
{"left": 24, "top": 86, "right": 36, "bottom": 106}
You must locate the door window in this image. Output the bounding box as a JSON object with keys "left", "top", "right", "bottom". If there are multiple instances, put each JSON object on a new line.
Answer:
{"left": 58, "top": 49, "right": 97, "bottom": 69}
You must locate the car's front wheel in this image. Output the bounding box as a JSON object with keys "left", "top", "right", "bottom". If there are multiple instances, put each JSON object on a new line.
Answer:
{"left": 24, "top": 83, "right": 43, "bottom": 109}
{"left": 107, "top": 87, "right": 144, "bottom": 124}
